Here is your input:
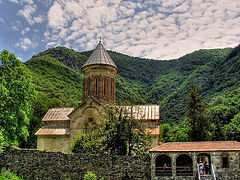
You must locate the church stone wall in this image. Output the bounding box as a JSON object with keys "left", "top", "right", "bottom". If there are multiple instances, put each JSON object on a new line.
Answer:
{"left": 37, "top": 135, "right": 70, "bottom": 153}
{"left": 82, "top": 64, "right": 117, "bottom": 104}
{"left": 69, "top": 98, "right": 105, "bottom": 148}
{"left": 151, "top": 136, "right": 159, "bottom": 148}
{"left": 0, "top": 147, "right": 150, "bottom": 180}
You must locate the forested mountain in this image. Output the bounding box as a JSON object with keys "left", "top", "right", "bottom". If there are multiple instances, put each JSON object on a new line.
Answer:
{"left": 1, "top": 44, "right": 239, "bottom": 150}
{"left": 20, "top": 44, "right": 239, "bottom": 146}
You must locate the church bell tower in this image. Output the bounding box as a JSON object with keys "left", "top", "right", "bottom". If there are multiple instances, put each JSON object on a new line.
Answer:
{"left": 81, "top": 40, "right": 118, "bottom": 105}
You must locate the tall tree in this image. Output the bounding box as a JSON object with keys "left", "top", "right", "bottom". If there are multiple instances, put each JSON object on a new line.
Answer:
{"left": 159, "top": 123, "right": 172, "bottom": 143}
{"left": 186, "top": 84, "right": 211, "bottom": 141}
{"left": 225, "top": 113, "right": 240, "bottom": 141}
{"left": 72, "top": 106, "right": 151, "bottom": 156}
{"left": 0, "top": 50, "right": 35, "bottom": 146}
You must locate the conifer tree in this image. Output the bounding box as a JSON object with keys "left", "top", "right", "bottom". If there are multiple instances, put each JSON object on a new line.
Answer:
{"left": 186, "top": 84, "right": 211, "bottom": 141}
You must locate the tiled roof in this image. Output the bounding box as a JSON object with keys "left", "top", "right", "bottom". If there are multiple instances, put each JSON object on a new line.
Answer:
{"left": 43, "top": 104, "right": 159, "bottom": 121}
{"left": 35, "top": 126, "right": 70, "bottom": 135}
{"left": 122, "top": 105, "right": 160, "bottom": 120}
{"left": 42, "top": 108, "right": 74, "bottom": 121}
{"left": 146, "top": 126, "right": 159, "bottom": 135}
{"left": 81, "top": 41, "right": 117, "bottom": 69}
{"left": 150, "top": 141, "right": 240, "bottom": 152}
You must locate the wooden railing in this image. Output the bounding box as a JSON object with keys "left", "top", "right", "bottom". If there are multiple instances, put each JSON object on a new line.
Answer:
{"left": 155, "top": 167, "right": 172, "bottom": 176}
{"left": 176, "top": 166, "right": 193, "bottom": 176}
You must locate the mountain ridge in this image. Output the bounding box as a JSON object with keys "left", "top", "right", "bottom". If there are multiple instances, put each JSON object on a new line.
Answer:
{"left": 25, "top": 44, "right": 239, "bottom": 124}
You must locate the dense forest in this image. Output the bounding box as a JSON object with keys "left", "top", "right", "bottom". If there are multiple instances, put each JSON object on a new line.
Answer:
{"left": 0, "top": 44, "right": 240, "bottom": 148}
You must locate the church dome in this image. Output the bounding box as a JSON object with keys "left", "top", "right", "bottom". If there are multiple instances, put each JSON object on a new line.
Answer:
{"left": 81, "top": 41, "right": 117, "bottom": 70}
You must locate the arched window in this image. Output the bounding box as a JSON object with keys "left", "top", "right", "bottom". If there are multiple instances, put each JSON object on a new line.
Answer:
{"left": 95, "top": 77, "right": 99, "bottom": 96}
{"left": 176, "top": 154, "right": 193, "bottom": 176}
{"left": 104, "top": 78, "right": 106, "bottom": 96}
{"left": 88, "top": 78, "right": 91, "bottom": 96}
{"left": 85, "top": 118, "right": 96, "bottom": 133}
{"left": 220, "top": 153, "right": 229, "bottom": 168}
{"left": 110, "top": 79, "right": 113, "bottom": 97}
{"left": 155, "top": 154, "right": 172, "bottom": 176}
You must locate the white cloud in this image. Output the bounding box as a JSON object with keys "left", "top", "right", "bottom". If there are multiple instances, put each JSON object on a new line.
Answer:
{"left": 11, "top": 20, "right": 22, "bottom": 31}
{"left": 44, "top": 0, "right": 240, "bottom": 60}
{"left": 17, "top": 4, "right": 43, "bottom": 25}
{"left": 16, "top": 37, "right": 37, "bottom": 50}
{"left": 9, "top": 0, "right": 33, "bottom": 4}
{"left": 46, "top": 41, "right": 59, "bottom": 48}
{"left": 0, "top": 18, "right": 5, "bottom": 23}
{"left": 48, "top": 1, "right": 67, "bottom": 29}
{"left": 20, "top": 27, "right": 30, "bottom": 35}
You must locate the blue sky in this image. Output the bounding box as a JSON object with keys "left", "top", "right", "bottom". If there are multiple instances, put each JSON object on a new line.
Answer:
{"left": 0, "top": 0, "right": 239, "bottom": 61}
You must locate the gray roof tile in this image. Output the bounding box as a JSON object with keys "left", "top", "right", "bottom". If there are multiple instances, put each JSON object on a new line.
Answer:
{"left": 82, "top": 42, "right": 117, "bottom": 69}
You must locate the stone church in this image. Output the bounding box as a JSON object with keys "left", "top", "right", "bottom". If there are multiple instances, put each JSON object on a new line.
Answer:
{"left": 35, "top": 41, "right": 160, "bottom": 153}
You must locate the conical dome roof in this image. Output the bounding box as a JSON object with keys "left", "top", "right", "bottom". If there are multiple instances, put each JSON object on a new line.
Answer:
{"left": 82, "top": 41, "right": 117, "bottom": 70}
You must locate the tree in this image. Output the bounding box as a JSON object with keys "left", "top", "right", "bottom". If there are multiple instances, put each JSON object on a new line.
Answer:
{"left": 102, "top": 107, "right": 128, "bottom": 155}
{"left": 102, "top": 106, "right": 151, "bottom": 156}
{"left": 159, "top": 123, "right": 172, "bottom": 142}
{"left": 159, "top": 121, "right": 189, "bottom": 143}
{"left": 225, "top": 113, "right": 240, "bottom": 141}
{"left": 171, "top": 121, "right": 190, "bottom": 142}
{"left": 0, "top": 129, "right": 5, "bottom": 153}
{"left": 208, "top": 90, "right": 240, "bottom": 141}
{"left": 72, "top": 105, "right": 151, "bottom": 156}
{"left": 186, "top": 84, "right": 211, "bottom": 141}
{"left": 72, "top": 127, "right": 103, "bottom": 154}
{"left": 84, "top": 171, "right": 97, "bottom": 180}
{"left": 0, "top": 50, "right": 35, "bottom": 146}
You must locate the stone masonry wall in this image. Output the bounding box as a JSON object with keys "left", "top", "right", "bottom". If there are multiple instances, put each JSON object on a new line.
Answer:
{"left": 0, "top": 147, "right": 150, "bottom": 180}
{"left": 37, "top": 135, "right": 70, "bottom": 153}
{"left": 151, "top": 151, "right": 240, "bottom": 180}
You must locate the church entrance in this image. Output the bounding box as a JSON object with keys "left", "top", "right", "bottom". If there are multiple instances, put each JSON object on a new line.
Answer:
{"left": 197, "top": 153, "right": 211, "bottom": 175}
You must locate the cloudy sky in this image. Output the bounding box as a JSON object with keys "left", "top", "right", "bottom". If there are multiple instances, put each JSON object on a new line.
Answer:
{"left": 0, "top": 0, "right": 239, "bottom": 61}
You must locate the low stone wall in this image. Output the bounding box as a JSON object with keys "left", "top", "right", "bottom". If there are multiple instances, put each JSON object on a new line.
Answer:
{"left": 0, "top": 147, "right": 150, "bottom": 180}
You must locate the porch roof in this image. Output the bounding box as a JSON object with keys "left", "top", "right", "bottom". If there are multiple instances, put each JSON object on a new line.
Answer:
{"left": 146, "top": 126, "right": 159, "bottom": 135}
{"left": 150, "top": 141, "right": 240, "bottom": 152}
{"left": 35, "top": 126, "right": 70, "bottom": 135}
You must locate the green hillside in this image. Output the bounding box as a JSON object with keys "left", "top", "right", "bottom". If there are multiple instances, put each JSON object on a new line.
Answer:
{"left": 25, "top": 45, "right": 239, "bottom": 127}
{"left": 26, "top": 54, "right": 83, "bottom": 107}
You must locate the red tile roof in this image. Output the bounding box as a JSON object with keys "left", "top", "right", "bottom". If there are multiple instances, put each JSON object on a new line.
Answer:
{"left": 146, "top": 126, "right": 159, "bottom": 135}
{"left": 42, "top": 108, "right": 74, "bottom": 121}
{"left": 35, "top": 126, "right": 70, "bottom": 135}
{"left": 150, "top": 141, "right": 240, "bottom": 152}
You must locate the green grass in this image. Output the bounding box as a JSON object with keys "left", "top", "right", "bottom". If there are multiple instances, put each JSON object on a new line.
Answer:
{"left": 0, "top": 168, "right": 24, "bottom": 180}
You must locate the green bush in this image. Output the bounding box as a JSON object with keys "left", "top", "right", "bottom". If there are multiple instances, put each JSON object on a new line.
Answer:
{"left": 0, "top": 129, "right": 5, "bottom": 153}
{"left": 0, "top": 168, "right": 24, "bottom": 180}
{"left": 84, "top": 171, "right": 97, "bottom": 180}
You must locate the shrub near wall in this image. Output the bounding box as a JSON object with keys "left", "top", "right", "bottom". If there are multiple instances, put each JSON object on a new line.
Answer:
{"left": 0, "top": 147, "right": 150, "bottom": 180}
